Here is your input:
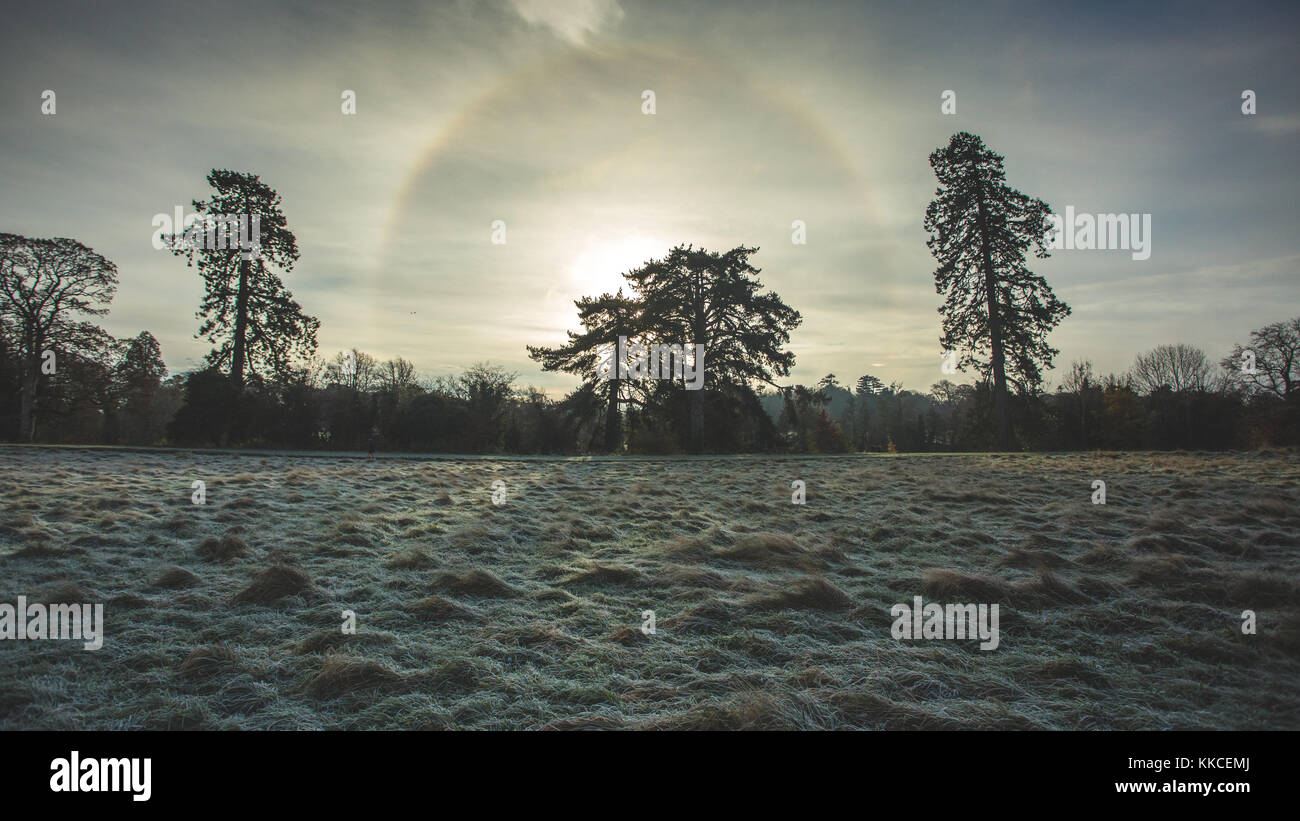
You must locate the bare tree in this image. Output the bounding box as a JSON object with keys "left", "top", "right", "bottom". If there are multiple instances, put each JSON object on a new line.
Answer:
{"left": 928, "top": 379, "right": 959, "bottom": 404}
{"left": 1129, "top": 343, "right": 1214, "bottom": 394}
{"left": 0, "top": 234, "right": 118, "bottom": 440}
{"left": 324, "top": 348, "right": 378, "bottom": 392}
{"left": 379, "top": 357, "right": 418, "bottom": 394}
{"left": 1059, "top": 359, "right": 1094, "bottom": 395}
{"left": 1222, "top": 317, "right": 1300, "bottom": 399}
{"left": 1058, "top": 359, "right": 1102, "bottom": 445}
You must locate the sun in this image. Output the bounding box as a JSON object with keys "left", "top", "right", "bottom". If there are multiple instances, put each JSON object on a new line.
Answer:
{"left": 567, "top": 235, "right": 666, "bottom": 300}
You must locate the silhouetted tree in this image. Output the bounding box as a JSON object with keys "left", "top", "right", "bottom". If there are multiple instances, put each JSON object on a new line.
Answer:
{"left": 527, "top": 290, "right": 640, "bottom": 452}
{"left": 0, "top": 234, "right": 118, "bottom": 441}
{"left": 457, "top": 363, "right": 517, "bottom": 452}
{"left": 625, "top": 245, "right": 801, "bottom": 452}
{"left": 1130, "top": 343, "right": 1216, "bottom": 394}
{"left": 379, "top": 357, "right": 418, "bottom": 394}
{"left": 856, "top": 374, "right": 884, "bottom": 396}
{"left": 114, "top": 331, "right": 169, "bottom": 444}
{"left": 924, "top": 132, "right": 1069, "bottom": 449}
{"left": 1223, "top": 317, "right": 1299, "bottom": 400}
{"left": 1057, "top": 359, "right": 1102, "bottom": 448}
{"left": 167, "top": 170, "right": 318, "bottom": 387}
{"left": 324, "top": 348, "right": 378, "bottom": 392}
{"left": 167, "top": 367, "right": 239, "bottom": 446}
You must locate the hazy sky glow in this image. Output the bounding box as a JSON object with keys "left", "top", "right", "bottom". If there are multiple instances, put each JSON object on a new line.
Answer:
{"left": 2, "top": 0, "right": 1297, "bottom": 395}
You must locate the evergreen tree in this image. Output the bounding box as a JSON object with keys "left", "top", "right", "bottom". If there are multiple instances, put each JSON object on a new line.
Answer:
{"left": 527, "top": 290, "right": 640, "bottom": 452}
{"left": 167, "top": 170, "right": 318, "bottom": 387}
{"left": 624, "top": 245, "right": 801, "bottom": 452}
{"left": 923, "top": 133, "right": 1069, "bottom": 449}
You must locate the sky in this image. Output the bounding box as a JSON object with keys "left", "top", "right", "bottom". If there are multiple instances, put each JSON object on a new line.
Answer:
{"left": 1, "top": 0, "right": 1297, "bottom": 396}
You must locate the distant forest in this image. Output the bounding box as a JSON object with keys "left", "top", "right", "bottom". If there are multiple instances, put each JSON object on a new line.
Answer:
{"left": 2, "top": 137, "right": 1297, "bottom": 454}
{"left": 0, "top": 337, "right": 1295, "bottom": 454}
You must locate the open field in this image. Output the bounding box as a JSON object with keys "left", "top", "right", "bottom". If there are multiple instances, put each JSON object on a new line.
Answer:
{"left": 1, "top": 445, "right": 1297, "bottom": 730}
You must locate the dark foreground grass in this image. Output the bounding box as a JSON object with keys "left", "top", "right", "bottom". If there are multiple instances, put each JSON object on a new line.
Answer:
{"left": 0, "top": 446, "right": 1297, "bottom": 729}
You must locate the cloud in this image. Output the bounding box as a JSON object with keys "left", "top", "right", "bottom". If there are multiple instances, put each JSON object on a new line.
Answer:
{"left": 508, "top": 0, "right": 623, "bottom": 44}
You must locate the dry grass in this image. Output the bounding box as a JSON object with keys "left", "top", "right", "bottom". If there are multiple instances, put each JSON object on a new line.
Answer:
{"left": 718, "top": 532, "right": 825, "bottom": 570}
{"left": 404, "top": 595, "right": 481, "bottom": 622}
{"left": 431, "top": 568, "right": 519, "bottom": 597}
{"left": 744, "top": 576, "right": 854, "bottom": 611}
{"left": 178, "top": 644, "right": 238, "bottom": 678}
{"left": 152, "top": 566, "right": 202, "bottom": 589}
{"left": 197, "top": 533, "right": 249, "bottom": 561}
{"left": 305, "top": 655, "right": 402, "bottom": 700}
{"left": 231, "top": 565, "right": 315, "bottom": 604}
{"left": 0, "top": 446, "right": 1297, "bottom": 730}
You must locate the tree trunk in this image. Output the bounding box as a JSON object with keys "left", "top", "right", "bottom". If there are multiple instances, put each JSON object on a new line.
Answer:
{"left": 690, "top": 275, "right": 706, "bottom": 453}
{"left": 19, "top": 324, "right": 40, "bottom": 442}
{"left": 603, "top": 377, "right": 620, "bottom": 452}
{"left": 1079, "top": 393, "right": 1087, "bottom": 446}
{"left": 976, "top": 191, "right": 1013, "bottom": 450}
{"left": 20, "top": 362, "right": 36, "bottom": 442}
{"left": 690, "top": 390, "right": 704, "bottom": 453}
{"left": 230, "top": 257, "right": 251, "bottom": 388}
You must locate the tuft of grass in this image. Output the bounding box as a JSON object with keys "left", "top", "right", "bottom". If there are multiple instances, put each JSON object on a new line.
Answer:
{"left": 717, "top": 532, "right": 823, "bottom": 570}
{"left": 1245, "top": 496, "right": 1296, "bottom": 519}
{"left": 745, "top": 576, "right": 853, "bottom": 611}
{"left": 642, "top": 689, "right": 831, "bottom": 731}
{"left": 606, "top": 626, "right": 651, "bottom": 645}
{"left": 921, "top": 568, "right": 1016, "bottom": 603}
{"left": 404, "top": 595, "right": 481, "bottom": 622}
{"left": 231, "top": 565, "right": 315, "bottom": 604}
{"left": 33, "top": 581, "right": 97, "bottom": 604}
{"left": 431, "top": 568, "right": 518, "bottom": 597}
{"left": 446, "top": 522, "right": 516, "bottom": 555}
{"left": 5, "top": 542, "right": 63, "bottom": 558}
{"left": 562, "top": 562, "right": 644, "bottom": 587}
{"left": 296, "top": 630, "right": 354, "bottom": 654}
{"left": 1079, "top": 543, "right": 1123, "bottom": 566}
{"left": 305, "top": 655, "right": 402, "bottom": 700}
{"left": 386, "top": 547, "right": 434, "bottom": 569}
{"left": 420, "top": 655, "right": 488, "bottom": 693}
{"left": 197, "top": 533, "right": 248, "bottom": 561}
{"left": 152, "top": 566, "right": 201, "bottom": 589}
{"left": 178, "top": 645, "right": 239, "bottom": 684}
{"left": 493, "top": 623, "right": 583, "bottom": 650}
{"left": 1025, "top": 569, "right": 1092, "bottom": 604}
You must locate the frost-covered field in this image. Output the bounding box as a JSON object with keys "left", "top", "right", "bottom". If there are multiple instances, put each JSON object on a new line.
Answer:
{"left": 1, "top": 445, "right": 1297, "bottom": 730}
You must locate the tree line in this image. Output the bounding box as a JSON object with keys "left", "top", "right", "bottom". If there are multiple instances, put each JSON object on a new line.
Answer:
{"left": 2, "top": 138, "right": 1296, "bottom": 452}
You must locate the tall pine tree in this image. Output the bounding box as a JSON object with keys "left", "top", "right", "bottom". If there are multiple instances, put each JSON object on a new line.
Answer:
{"left": 923, "top": 133, "right": 1069, "bottom": 449}
{"left": 168, "top": 170, "right": 318, "bottom": 387}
